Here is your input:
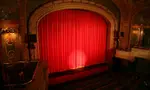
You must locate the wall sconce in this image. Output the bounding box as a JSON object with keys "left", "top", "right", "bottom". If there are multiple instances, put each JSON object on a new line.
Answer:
{"left": 0, "top": 27, "right": 16, "bottom": 34}
{"left": 0, "top": 27, "right": 18, "bottom": 63}
{"left": 0, "top": 27, "right": 17, "bottom": 45}
{"left": 132, "top": 30, "right": 139, "bottom": 34}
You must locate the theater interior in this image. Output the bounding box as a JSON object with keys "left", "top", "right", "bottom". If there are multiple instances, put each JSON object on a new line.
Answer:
{"left": 0, "top": 0, "right": 150, "bottom": 90}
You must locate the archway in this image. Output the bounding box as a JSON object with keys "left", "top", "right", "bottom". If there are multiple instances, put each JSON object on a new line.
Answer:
{"left": 38, "top": 9, "right": 107, "bottom": 73}
{"left": 28, "top": 1, "right": 118, "bottom": 73}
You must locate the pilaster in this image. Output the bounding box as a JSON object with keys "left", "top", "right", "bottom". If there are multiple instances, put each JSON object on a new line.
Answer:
{"left": 17, "top": 0, "right": 28, "bottom": 60}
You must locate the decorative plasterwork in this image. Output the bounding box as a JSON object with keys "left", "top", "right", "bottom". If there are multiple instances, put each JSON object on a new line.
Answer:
{"left": 29, "top": 0, "right": 118, "bottom": 59}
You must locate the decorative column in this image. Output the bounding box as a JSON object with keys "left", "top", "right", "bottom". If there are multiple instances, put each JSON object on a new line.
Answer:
{"left": 17, "top": 0, "right": 28, "bottom": 60}
{"left": 112, "top": 0, "right": 145, "bottom": 51}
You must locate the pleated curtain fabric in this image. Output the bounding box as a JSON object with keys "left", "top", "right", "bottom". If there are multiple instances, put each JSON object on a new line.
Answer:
{"left": 38, "top": 9, "right": 107, "bottom": 74}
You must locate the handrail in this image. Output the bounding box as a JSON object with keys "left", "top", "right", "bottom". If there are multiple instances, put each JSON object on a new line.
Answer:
{"left": 3, "top": 60, "right": 38, "bottom": 65}
{"left": 4, "top": 79, "right": 33, "bottom": 87}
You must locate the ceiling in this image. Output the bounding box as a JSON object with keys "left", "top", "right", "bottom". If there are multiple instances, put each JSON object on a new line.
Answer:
{"left": 0, "top": 0, "right": 150, "bottom": 21}
{"left": 133, "top": 7, "right": 150, "bottom": 24}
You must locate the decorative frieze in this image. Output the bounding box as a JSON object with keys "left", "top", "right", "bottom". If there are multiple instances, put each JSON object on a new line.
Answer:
{"left": 44, "top": 2, "right": 53, "bottom": 8}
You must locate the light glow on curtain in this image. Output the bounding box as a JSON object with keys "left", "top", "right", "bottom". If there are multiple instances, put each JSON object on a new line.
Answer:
{"left": 38, "top": 9, "right": 107, "bottom": 74}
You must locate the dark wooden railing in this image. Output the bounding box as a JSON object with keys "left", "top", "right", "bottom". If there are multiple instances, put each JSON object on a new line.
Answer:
{"left": 3, "top": 61, "right": 48, "bottom": 90}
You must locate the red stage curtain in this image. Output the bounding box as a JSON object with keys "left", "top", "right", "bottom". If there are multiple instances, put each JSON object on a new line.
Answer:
{"left": 38, "top": 9, "right": 107, "bottom": 74}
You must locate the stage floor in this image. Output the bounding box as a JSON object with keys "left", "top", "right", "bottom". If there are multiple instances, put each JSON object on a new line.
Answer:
{"left": 49, "top": 72, "right": 150, "bottom": 90}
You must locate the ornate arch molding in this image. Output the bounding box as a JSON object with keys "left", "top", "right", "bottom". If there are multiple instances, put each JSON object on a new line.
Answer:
{"left": 29, "top": 0, "right": 118, "bottom": 58}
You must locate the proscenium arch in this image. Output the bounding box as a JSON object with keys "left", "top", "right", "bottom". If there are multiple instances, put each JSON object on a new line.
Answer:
{"left": 29, "top": 1, "right": 118, "bottom": 59}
